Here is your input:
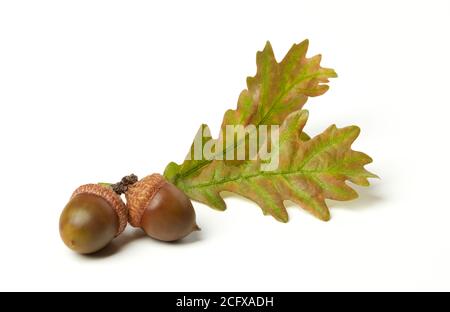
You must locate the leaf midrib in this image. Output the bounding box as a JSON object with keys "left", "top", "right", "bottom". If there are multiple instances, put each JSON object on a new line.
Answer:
{"left": 183, "top": 167, "right": 333, "bottom": 190}
{"left": 178, "top": 71, "right": 326, "bottom": 180}
{"left": 257, "top": 71, "right": 324, "bottom": 125}
{"left": 182, "top": 129, "right": 352, "bottom": 190}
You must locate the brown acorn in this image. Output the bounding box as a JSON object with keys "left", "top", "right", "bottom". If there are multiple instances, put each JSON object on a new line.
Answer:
{"left": 59, "top": 184, "right": 128, "bottom": 254}
{"left": 124, "top": 174, "right": 200, "bottom": 242}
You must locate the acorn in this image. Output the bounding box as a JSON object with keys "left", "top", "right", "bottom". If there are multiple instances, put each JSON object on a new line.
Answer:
{"left": 59, "top": 184, "right": 128, "bottom": 254}
{"left": 123, "top": 174, "right": 200, "bottom": 242}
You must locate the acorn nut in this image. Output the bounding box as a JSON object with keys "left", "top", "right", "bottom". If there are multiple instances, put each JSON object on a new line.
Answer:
{"left": 59, "top": 184, "right": 128, "bottom": 254}
{"left": 126, "top": 174, "right": 200, "bottom": 242}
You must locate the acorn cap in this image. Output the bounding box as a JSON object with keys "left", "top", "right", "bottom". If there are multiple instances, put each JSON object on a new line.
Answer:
{"left": 71, "top": 184, "right": 128, "bottom": 236}
{"left": 125, "top": 174, "right": 166, "bottom": 227}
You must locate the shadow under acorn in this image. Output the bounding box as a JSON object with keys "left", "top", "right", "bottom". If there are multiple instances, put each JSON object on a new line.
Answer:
{"left": 82, "top": 227, "right": 202, "bottom": 259}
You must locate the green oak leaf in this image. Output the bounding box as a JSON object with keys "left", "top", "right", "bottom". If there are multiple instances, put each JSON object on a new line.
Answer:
{"left": 223, "top": 40, "right": 337, "bottom": 127}
{"left": 165, "top": 40, "right": 337, "bottom": 185}
{"left": 165, "top": 110, "right": 377, "bottom": 222}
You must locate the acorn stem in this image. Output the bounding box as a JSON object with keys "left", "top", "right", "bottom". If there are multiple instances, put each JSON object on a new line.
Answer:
{"left": 110, "top": 174, "right": 139, "bottom": 195}
{"left": 193, "top": 224, "right": 201, "bottom": 231}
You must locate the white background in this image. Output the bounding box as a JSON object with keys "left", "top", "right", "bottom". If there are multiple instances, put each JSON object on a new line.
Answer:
{"left": 1, "top": 0, "right": 449, "bottom": 291}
